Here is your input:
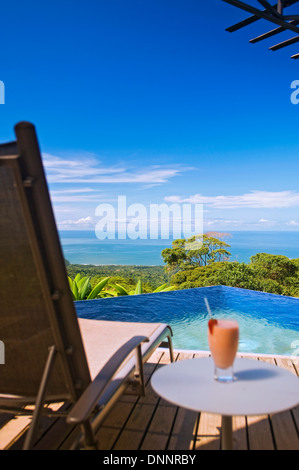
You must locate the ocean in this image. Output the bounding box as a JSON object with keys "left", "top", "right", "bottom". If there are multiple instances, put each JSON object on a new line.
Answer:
{"left": 58, "top": 230, "right": 299, "bottom": 266}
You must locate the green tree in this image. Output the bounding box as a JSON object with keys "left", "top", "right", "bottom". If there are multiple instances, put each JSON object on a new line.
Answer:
{"left": 171, "top": 262, "right": 225, "bottom": 289}
{"left": 250, "top": 253, "right": 298, "bottom": 284}
{"left": 162, "top": 234, "right": 231, "bottom": 271}
{"left": 169, "top": 253, "right": 299, "bottom": 297}
{"left": 208, "top": 262, "right": 259, "bottom": 290}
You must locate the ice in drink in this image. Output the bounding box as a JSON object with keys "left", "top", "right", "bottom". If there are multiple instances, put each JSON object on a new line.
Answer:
{"left": 208, "top": 319, "right": 239, "bottom": 382}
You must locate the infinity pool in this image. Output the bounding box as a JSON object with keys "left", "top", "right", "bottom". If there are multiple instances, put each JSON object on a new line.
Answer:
{"left": 75, "top": 286, "right": 299, "bottom": 356}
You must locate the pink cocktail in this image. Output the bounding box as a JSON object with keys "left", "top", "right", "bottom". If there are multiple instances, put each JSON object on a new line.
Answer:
{"left": 208, "top": 319, "right": 239, "bottom": 382}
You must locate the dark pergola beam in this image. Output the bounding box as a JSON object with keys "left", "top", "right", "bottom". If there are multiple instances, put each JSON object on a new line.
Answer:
{"left": 223, "top": 0, "right": 299, "bottom": 57}
{"left": 270, "top": 34, "right": 299, "bottom": 49}
{"left": 224, "top": 0, "right": 299, "bottom": 33}
{"left": 223, "top": 0, "right": 299, "bottom": 33}
{"left": 249, "top": 19, "right": 299, "bottom": 43}
{"left": 225, "top": 1, "right": 297, "bottom": 32}
{"left": 277, "top": 0, "right": 283, "bottom": 14}
{"left": 257, "top": 0, "right": 282, "bottom": 17}
{"left": 226, "top": 15, "right": 261, "bottom": 32}
{"left": 225, "top": 3, "right": 277, "bottom": 32}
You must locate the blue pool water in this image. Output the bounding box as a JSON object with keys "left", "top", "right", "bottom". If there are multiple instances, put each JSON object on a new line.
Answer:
{"left": 75, "top": 286, "right": 299, "bottom": 356}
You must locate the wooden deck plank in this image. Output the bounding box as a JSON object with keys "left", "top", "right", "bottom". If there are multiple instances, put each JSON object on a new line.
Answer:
{"left": 292, "top": 405, "right": 299, "bottom": 433}
{"left": 1, "top": 350, "right": 299, "bottom": 450}
{"left": 257, "top": 355, "right": 299, "bottom": 450}
{"left": 275, "top": 357, "right": 298, "bottom": 374}
{"left": 271, "top": 411, "right": 299, "bottom": 450}
{"left": 111, "top": 378, "right": 163, "bottom": 450}
{"left": 167, "top": 407, "right": 198, "bottom": 450}
{"left": 98, "top": 351, "right": 166, "bottom": 450}
{"left": 9, "top": 403, "right": 73, "bottom": 451}
{"left": 139, "top": 401, "right": 178, "bottom": 450}
{"left": 194, "top": 412, "right": 221, "bottom": 450}
{"left": 112, "top": 401, "right": 157, "bottom": 450}
{"left": 0, "top": 415, "right": 31, "bottom": 450}
{"left": 95, "top": 399, "right": 139, "bottom": 451}
{"left": 247, "top": 415, "right": 275, "bottom": 450}
{"left": 139, "top": 350, "right": 196, "bottom": 450}
{"left": 113, "top": 351, "right": 180, "bottom": 450}
{"left": 232, "top": 416, "right": 248, "bottom": 450}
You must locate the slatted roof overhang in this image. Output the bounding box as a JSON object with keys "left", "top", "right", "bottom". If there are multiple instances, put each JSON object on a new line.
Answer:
{"left": 222, "top": 0, "right": 299, "bottom": 58}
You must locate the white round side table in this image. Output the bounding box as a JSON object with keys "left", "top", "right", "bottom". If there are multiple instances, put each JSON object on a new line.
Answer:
{"left": 151, "top": 357, "right": 299, "bottom": 450}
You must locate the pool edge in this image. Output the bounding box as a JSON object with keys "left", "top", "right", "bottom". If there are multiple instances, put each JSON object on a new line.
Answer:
{"left": 157, "top": 347, "right": 299, "bottom": 361}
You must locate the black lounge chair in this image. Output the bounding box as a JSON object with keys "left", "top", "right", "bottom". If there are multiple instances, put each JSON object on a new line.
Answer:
{"left": 0, "top": 122, "right": 174, "bottom": 450}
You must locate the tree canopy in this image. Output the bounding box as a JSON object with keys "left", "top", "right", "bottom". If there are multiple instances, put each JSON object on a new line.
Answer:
{"left": 161, "top": 234, "right": 231, "bottom": 271}
{"left": 170, "top": 253, "right": 299, "bottom": 297}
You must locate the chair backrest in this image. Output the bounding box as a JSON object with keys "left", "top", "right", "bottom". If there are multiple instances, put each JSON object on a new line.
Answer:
{"left": 0, "top": 122, "right": 91, "bottom": 402}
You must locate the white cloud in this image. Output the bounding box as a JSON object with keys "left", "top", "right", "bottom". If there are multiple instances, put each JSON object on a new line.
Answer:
{"left": 49, "top": 188, "right": 104, "bottom": 203}
{"left": 287, "top": 220, "right": 299, "bottom": 226}
{"left": 165, "top": 190, "right": 299, "bottom": 209}
{"left": 204, "top": 217, "right": 279, "bottom": 230}
{"left": 205, "top": 218, "right": 244, "bottom": 228}
{"left": 43, "top": 153, "right": 185, "bottom": 184}
{"left": 59, "top": 216, "right": 94, "bottom": 226}
{"left": 51, "top": 188, "right": 96, "bottom": 193}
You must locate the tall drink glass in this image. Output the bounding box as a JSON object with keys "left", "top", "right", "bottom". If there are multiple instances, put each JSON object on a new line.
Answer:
{"left": 208, "top": 319, "right": 239, "bottom": 383}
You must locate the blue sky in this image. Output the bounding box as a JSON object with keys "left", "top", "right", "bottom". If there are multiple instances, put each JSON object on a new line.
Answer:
{"left": 1, "top": 0, "right": 299, "bottom": 233}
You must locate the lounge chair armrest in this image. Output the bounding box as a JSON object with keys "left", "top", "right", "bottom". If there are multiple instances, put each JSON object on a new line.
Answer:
{"left": 66, "top": 335, "right": 149, "bottom": 425}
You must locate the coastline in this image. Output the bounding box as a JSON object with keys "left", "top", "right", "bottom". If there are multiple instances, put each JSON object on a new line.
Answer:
{"left": 59, "top": 230, "right": 299, "bottom": 266}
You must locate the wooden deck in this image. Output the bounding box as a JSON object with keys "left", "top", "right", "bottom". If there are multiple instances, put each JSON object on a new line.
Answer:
{"left": 1, "top": 349, "right": 299, "bottom": 451}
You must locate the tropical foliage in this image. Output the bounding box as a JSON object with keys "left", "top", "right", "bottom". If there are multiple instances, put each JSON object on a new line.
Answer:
{"left": 105, "top": 279, "right": 175, "bottom": 297}
{"left": 170, "top": 253, "right": 299, "bottom": 297}
{"left": 66, "top": 264, "right": 168, "bottom": 290}
{"left": 67, "top": 273, "right": 175, "bottom": 300}
{"left": 68, "top": 274, "right": 110, "bottom": 300}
